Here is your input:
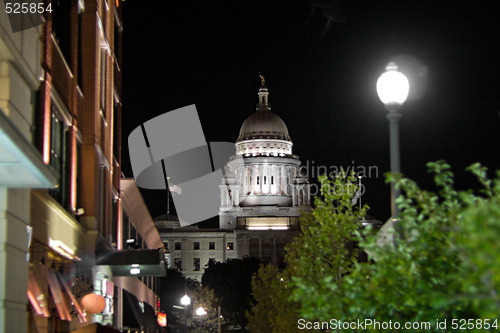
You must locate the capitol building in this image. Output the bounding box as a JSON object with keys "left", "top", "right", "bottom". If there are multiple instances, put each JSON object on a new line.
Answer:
{"left": 155, "top": 78, "right": 310, "bottom": 281}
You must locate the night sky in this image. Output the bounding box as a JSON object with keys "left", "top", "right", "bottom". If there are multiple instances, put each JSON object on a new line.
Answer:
{"left": 120, "top": 0, "right": 500, "bottom": 223}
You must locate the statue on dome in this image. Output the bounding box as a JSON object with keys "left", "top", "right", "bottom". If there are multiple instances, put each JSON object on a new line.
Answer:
{"left": 259, "top": 72, "right": 266, "bottom": 87}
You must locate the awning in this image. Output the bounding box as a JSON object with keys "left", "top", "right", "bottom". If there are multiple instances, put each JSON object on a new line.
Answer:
{"left": 0, "top": 110, "right": 57, "bottom": 188}
{"left": 58, "top": 272, "right": 87, "bottom": 323}
{"left": 47, "top": 269, "right": 72, "bottom": 321}
{"left": 46, "top": 269, "right": 88, "bottom": 322}
{"left": 96, "top": 249, "right": 166, "bottom": 276}
{"left": 27, "top": 269, "right": 50, "bottom": 317}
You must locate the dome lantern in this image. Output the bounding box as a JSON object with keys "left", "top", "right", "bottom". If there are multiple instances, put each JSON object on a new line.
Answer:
{"left": 237, "top": 75, "right": 291, "bottom": 142}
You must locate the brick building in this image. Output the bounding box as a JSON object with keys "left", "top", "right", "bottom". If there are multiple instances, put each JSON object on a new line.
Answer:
{"left": 1, "top": 1, "right": 165, "bottom": 332}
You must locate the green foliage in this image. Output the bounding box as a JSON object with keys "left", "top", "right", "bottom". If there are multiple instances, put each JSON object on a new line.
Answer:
{"left": 246, "top": 162, "right": 500, "bottom": 333}
{"left": 202, "top": 257, "right": 261, "bottom": 331}
{"left": 286, "top": 170, "right": 368, "bottom": 322}
{"left": 341, "top": 161, "right": 500, "bottom": 331}
{"left": 184, "top": 282, "right": 222, "bottom": 333}
{"left": 159, "top": 269, "right": 221, "bottom": 333}
{"left": 246, "top": 264, "right": 301, "bottom": 333}
{"left": 247, "top": 170, "right": 367, "bottom": 332}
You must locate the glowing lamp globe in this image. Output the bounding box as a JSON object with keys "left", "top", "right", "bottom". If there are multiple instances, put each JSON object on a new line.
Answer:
{"left": 196, "top": 307, "right": 207, "bottom": 316}
{"left": 180, "top": 294, "right": 191, "bottom": 306}
{"left": 80, "top": 293, "right": 106, "bottom": 314}
{"left": 376, "top": 62, "right": 409, "bottom": 107}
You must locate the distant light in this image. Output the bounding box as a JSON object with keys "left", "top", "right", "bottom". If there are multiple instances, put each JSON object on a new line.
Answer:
{"left": 130, "top": 267, "right": 140, "bottom": 275}
{"left": 377, "top": 62, "right": 409, "bottom": 107}
{"left": 131, "top": 264, "right": 139, "bottom": 268}
{"left": 270, "top": 226, "right": 289, "bottom": 230}
{"left": 196, "top": 307, "right": 207, "bottom": 316}
{"left": 126, "top": 238, "right": 135, "bottom": 244}
{"left": 247, "top": 226, "right": 269, "bottom": 230}
{"left": 247, "top": 226, "right": 289, "bottom": 230}
{"left": 157, "top": 312, "right": 167, "bottom": 327}
{"left": 180, "top": 294, "right": 191, "bottom": 306}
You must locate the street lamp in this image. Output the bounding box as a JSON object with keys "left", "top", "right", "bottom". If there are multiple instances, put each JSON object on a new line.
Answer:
{"left": 377, "top": 62, "right": 409, "bottom": 219}
{"left": 196, "top": 307, "right": 207, "bottom": 333}
{"left": 180, "top": 295, "right": 191, "bottom": 332}
{"left": 180, "top": 294, "right": 191, "bottom": 306}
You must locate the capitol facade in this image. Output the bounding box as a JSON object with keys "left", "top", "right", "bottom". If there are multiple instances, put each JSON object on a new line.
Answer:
{"left": 156, "top": 78, "right": 311, "bottom": 280}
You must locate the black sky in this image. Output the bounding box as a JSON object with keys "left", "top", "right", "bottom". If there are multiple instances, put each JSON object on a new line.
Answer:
{"left": 121, "top": 0, "right": 500, "bottom": 222}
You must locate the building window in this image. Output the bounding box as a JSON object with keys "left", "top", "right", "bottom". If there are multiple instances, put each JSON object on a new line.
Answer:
{"left": 100, "top": 48, "right": 107, "bottom": 110}
{"left": 52, "top": 0, "right": 72, "bottom": 64}
{"left": 194, "top": 242, "right": 200, "bottom": 250}
{"left": 111, "top": 194, "right": 118, "bottom": 248}
{"left": 49, "top": 107, "right": 69, "bottom": 208}
{"left": 257, "top": 176, "right": 260, "bottom": 185}
{"left": 175, "top": 258, "right": 182, "bottom": 271}
{"left": 227, "top": 242, "right": 234, "bottom": 250}
{"left": 112, "top": 99, "right": 120, "bottom": 161}
{"left": 164, "top": 242, "right": 169, "bottom": 251}
{"left": 193, "top": 258, "right": 200, "bottom": 271}
{"left": 97, "top": 165, "right": 106, "bottom": 235}
{"left": 209, "top": 242, "right": 215, "bottom": 250}
{"left": 175, "top": 242, "right": 181, "bottom": 250}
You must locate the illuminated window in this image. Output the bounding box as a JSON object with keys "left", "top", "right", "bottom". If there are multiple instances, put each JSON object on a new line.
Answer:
{"left": 227, "top": 242, "right": 234, "bottom": 250}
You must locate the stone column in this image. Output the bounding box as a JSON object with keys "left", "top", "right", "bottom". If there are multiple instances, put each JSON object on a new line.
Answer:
{"left": 0, "top": 188, "right": 30, "bottom": 333}
{"left": 247, "top": 165, "right": 251, "bottom": 194}
{"left": 282, "top": 167, "right": 285, "bottom": 195}
{"left": 242, "top": 236, "right": 250, "bottom": 257}
{"left": 259, "top": 165, "right": 263, "bottom": 194}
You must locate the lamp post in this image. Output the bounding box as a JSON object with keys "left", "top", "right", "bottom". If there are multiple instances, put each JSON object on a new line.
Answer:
{"left": 196, "top": 307, "right": 207, "bottom": 333}
{"left": 376, "top": 62, "right": 409, "bottom": 219}
{"left": 180, "top": 294, "right": 191, "bottom": 332}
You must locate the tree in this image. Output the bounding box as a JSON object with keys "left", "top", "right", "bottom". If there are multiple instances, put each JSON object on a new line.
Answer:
{"left": 246, "top": 264, "right": 301, "bottom": 333}
{"left": 202, "top": 257, "right": 261, "bottom": 331}
{"left": 286, "top": 170, "right": 367, "bottom": 322}
{"left": 184, "top": 282, "right": 221, "bottom": 333}
{"left": 247, "top": 162, "right": 500, "bottom": 333}
{"left": 246, "top": 170, "right": 366, "bottom": 332}
{"left": 290, "top": 161, "right": 500, "bottom": 332}
{"left": 335, "top": 162, "right": 500, "bottom": 331}
{"left": 160, "top": 269, "right": 221, "bottom": 333}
